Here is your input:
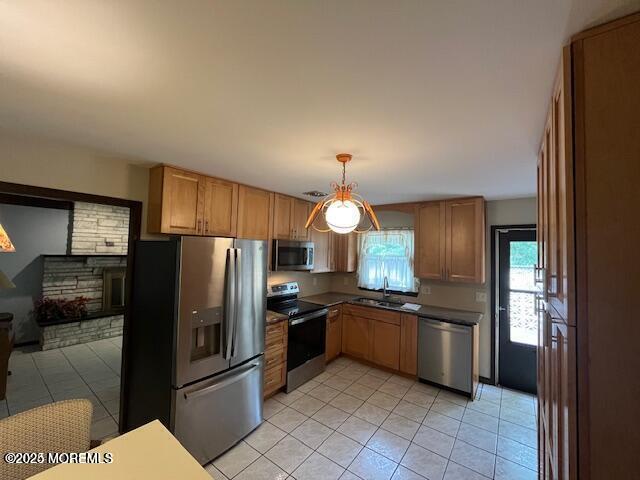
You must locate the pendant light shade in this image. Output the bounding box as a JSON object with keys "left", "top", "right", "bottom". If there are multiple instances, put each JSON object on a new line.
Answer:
{"left": 325, "top": 199, "right": 361, "bottom": 234}
{"left": 305, "top": 154, "right": 380, "bottom": 235}
{"left": 0, "top": 223, "right": 15, "bottom": 253}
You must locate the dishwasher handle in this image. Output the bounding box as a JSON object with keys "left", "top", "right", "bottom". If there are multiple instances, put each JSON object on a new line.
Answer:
{"left": 421, "top": 318, "right": 470, "bottom": 334}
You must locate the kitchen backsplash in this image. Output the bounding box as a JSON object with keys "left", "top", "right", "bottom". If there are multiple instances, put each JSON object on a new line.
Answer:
{"left": 267, "top": 271, "right": 332, "bottom": 297}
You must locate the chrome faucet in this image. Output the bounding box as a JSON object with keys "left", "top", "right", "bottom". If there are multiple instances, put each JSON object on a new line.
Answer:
{"left": 383, "top": 276, "right": 390, "bottom": 298}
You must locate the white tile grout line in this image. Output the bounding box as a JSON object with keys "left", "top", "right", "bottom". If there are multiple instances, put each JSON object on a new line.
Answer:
{"left": 219, "top": 362, "right": 538, "bottom": 479}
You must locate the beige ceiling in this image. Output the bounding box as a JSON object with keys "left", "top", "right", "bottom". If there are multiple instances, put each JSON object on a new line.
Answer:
{"left": 1, "top": 0, "right": 639, "bottom": 203}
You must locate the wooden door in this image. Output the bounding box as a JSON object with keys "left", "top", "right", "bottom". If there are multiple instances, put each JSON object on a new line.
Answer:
{"left": 341, "top": 314, "right": 370, "bottom": 360}
{"left": 325, "top": 306, "right": 342, "bottom": 362}
{"left": 415, "top": 202, "right": 446, "bottom": 279}
{"left": 157, "top": 166, "right": 204, "bottom": 235}
{"left": 236, "top": 185, "right": 273, "bottom": 240}
{"left": 370, "top": 320, "right": 400, "bottom": 370}
{"left": 549, "top": 47, "right": 574, "bottom": 324}
{"left": 202, "top": 177, "right": 238, "bottom": 237}
{"left": 399, "top": 314, "right": 418, "bottom": 375}
{"left": 444, "top": 197, "right": 485, "bottom": 283}
{"left": 311, "top": 213, "right": 332, "bottom": 273}
{"left": 292, "top": 199, "right": 311, "bottom": 240}
{"left": 273, "top": 194, "right": 293, "bottom": 239}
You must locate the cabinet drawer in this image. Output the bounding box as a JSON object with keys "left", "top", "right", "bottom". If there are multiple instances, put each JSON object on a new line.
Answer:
{"left": 327, "top": 305, "right": 342, "bottom": 322}
{"left": 344, "top": 304, "right": 400, "bottom": 325}
{"left": 265, "top": 343, "right": 286, "bottom": 369}
{"left": 266, "top": 321, "right": 287, "bottom": 346}
{"left": 264, "top": 362, "right": 286, "bottom": 397}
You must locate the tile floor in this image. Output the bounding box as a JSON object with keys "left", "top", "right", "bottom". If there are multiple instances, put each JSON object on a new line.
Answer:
{"left": 1, "top": 337, "right": 122, "bottom": 440}
{"left": 207, "top": 357, "right": 538, "bottom": 480}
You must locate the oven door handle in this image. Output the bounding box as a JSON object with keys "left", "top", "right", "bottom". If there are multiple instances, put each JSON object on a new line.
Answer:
{"left": 290, "top": 308, "right": 328, "bottom": 326}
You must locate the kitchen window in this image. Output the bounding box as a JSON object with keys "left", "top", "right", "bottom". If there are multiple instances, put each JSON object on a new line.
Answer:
{"left": 357, "top": 229, "right": 418, "bottom": 294}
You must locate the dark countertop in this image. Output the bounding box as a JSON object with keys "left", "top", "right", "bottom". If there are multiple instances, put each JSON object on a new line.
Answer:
{"left": 301, "top": 291, "right": 482, "bottom": 326}
{"left": 267, "top": 310, "right": 288, "bottom": 325}
{"left": 301, "top": 292, "right": 361, "bottom": 307}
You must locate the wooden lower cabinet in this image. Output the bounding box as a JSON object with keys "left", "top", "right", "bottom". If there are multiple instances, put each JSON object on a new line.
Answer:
{"left": 341, "top": 306, "right": 416, "bottom": 375}
{"left": 325, "top": 306, "right": 342, "bottom": 362}
{"left": 399, "top": 314, "right": 418, "bottom": 375}
{"left": 264, "top": 321, "right": 287, "bottom": 398}
{"left": 370, "top": 320, "right": 400, "bottom": 370}
{"left": 341, "top": 314, "right": 370, "bottom": 360}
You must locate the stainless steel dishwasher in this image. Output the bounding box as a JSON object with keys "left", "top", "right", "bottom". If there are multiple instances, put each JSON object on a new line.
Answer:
{"left": 418, "top": 317, "right": 472, "bottom": 395}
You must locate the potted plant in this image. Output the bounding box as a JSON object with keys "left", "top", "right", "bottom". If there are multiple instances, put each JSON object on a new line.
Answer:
{"left": 33, "top": 297, "right": 89, "bottom": 325}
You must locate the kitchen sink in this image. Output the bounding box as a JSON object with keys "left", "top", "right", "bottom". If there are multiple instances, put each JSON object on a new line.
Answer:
{"left": 353, "top": 297, "right": 403, "bottom": 308}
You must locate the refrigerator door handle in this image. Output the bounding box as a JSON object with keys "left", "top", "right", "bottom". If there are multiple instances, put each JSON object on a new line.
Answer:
{"left": 224, "top": 248, "right": 236, "bottom": 360}
{"left": 183, "top": 361, "right": 261, "bottom": 400}
{"left": 231, "top": 248, "right": 242, "bottom": 357}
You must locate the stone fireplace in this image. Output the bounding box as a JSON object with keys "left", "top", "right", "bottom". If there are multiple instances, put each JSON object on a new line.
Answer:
{"left": 37, "top": 202, "right": 130, "bottom": 350}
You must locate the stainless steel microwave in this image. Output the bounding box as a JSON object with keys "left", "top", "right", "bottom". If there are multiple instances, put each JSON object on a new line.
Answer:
{"left": 272, "top": 240, "right": 314, "bottom": 271}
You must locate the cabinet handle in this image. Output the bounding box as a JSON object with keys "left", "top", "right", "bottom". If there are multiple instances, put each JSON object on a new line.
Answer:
{"left": 197, "top": 220, "right": 202, "bottom": 234}
{"left": 205, "top": 220, "right": 209, "bottom": 234}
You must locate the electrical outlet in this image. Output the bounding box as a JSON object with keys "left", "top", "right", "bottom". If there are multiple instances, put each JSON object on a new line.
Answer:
{"left": 312, "top": 276, "right": 318, "bottom": 286}
{"left": 476, "top": 291, "right": 487, "bottom": 303}
{"left": 420, "top": 285, "right": 431, "bottom": 295}
{"left": 343, "top": 277, "right": 349, "bottom": 286}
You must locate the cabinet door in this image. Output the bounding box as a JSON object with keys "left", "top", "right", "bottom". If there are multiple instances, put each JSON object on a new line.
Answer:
{"left": 311, "top": 212, "right": 332, "bottom": 273}
{"left": 292, "top": 199, "right": 311, "bottom": 241}
{"left": 158, "top": 166, "right": 204, "bottom": 235}
{"left": 273, "top": 194, "right": 293, "bottom": 239}
{"left": 334, "top": 233, "right": 358, "bottom": 273}
{"left": 445, "top": 197, "right": 485, "bottom": 283}
{"left": 549, "top": 48, "right": 574, "bottom": 324}
{"left": 325, "top": 306, "right": 342, "bottom": 362}
{"left": 415, "top": 202, "right": 446, "bottom": 279}
{"left": 202, "top": 177, "right": 238, "bottom": 237}
{"left": 399, "top": 314, "right": 418, "bottom": 375}
{"left": 550, "top": 320, "right": 577, "bottom": 480}
{"left": 236, "top": 186, "right": 273, "bottom": 240}
{"left": 341, "top": 314, "right": 370, "bottom": 360}
{"left": 370, "top": 320, "right": 400, "bottom": 370}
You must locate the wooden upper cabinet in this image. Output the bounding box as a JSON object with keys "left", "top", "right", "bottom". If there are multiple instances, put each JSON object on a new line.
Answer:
{"left": 202, "top": 177, "right": 238, "bottom": 237}
{"left": 236, "top": 185, "right": 273, "bottom": 240}
{"left": 334, "top": 233, "right": 357, "bottom": 273}
{"left": 273, "top": 195, "right": 312, "bottom": 240}
{"left": 416, "top": 202, "right": 446, "bottom": 280}
{"left": 147, "top": 165, "right": 240, "bottom": 237}
{"left": 445, "top": 197, "right": 485, "bottom": 283}
{"left": 548, "top": 47, "right": 574, "bottom": 324}
{"left": 311, "top": 211, "right": 333, "bottom": 273}
{"left": 414, "top": 197, "right": 485, "bottom": 283}
{"left": 292, "top": 199, "right": 311, "bottom": 241}
{"left": 273, "top": 194, "right": 293, "bottom": 240}
{"left": 148, "top": 166, "right": 204, "bottom": 235}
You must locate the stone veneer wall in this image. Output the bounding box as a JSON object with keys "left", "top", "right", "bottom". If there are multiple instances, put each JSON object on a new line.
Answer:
{"left": 42, "top": 256, "right": 127, "bottom": 312}
{"left": 40, "top": 315, "right": 123, "bottom": 350}
{"left": 71, "top": 202, "right": 129, "bottom": 255}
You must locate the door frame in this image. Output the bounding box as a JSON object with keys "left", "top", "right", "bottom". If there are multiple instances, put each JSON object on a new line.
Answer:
{"left": 0, "top": 181, "right": 142, "bottom": 434}
{"left": 489, "top": 224, "right": 536, "bottom": 385}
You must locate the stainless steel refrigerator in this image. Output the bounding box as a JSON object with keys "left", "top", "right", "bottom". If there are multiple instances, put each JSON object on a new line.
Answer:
{"left": 125, "top": 236, "right": 267, "bottom": 464}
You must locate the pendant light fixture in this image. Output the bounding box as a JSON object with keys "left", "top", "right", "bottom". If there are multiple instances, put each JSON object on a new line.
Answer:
{"left": 0, "top": 223, "right": 15, "bottom": 252}
{"left": 305, "top": 154, "right": 380, "bottom": 234}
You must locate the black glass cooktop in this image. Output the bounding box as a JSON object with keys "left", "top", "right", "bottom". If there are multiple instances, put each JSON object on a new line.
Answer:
{"left": 268, "top": 300, "right": 325, "bottom": 318}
